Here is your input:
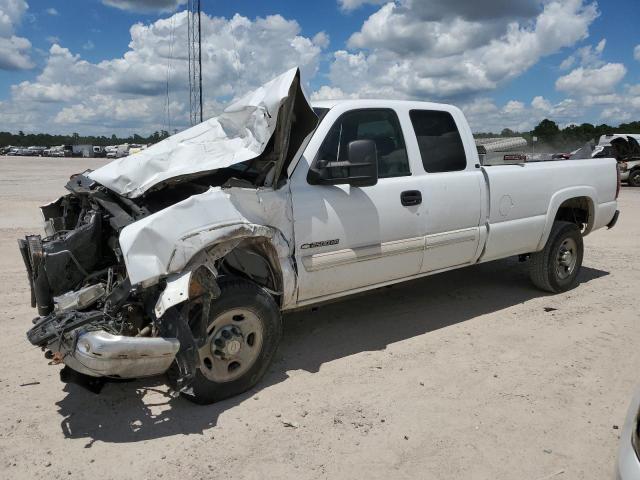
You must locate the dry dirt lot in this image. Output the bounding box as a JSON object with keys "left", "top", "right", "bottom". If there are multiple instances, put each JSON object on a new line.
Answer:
{"left": 0, "top": 156, "right": 638, "bottom": 480}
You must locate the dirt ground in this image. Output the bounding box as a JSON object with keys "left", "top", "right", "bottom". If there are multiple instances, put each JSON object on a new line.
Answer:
{"left": 0, "top": 156, "right": 638, "bottom": 480}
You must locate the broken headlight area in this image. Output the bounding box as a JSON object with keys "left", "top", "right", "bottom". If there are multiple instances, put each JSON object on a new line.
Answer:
{"left": 19, "top": 174, "right": 223, "bottom": 394}
{"left": 19, "top": 171, "right": 189, "bottom": 385}
{"left": 18, "top": 171, "right": 146, "bottom": 317}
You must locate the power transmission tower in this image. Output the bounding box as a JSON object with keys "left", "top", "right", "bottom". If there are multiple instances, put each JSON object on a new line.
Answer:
{"left": 187, "top": 0, "right": 203, "bottom": 125}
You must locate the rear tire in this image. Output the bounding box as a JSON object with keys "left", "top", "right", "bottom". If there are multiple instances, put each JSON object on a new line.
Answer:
{"left": 529, "top": 221, "right": 583, "bottom": 293}
{"left": 628, "top": 170, "right": 640, "bottom": 187}
{"left": 183, "top": 277, "right": 282, "bottom": 405}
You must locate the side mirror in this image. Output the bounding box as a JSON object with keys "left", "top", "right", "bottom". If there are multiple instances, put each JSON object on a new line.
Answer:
{"left": 308, "top": 139, "right": 378, "bottom": 187}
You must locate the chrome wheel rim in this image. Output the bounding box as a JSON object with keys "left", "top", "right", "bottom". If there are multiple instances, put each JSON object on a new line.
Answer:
{"left": 198, "top": 308, "right": 264, "bottom": 383}
{"left": 556, "top": 237, "right": 578, "bottom": 280}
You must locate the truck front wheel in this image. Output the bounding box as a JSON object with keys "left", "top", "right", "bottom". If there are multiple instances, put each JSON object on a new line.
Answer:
{"left": 529, "top": 221, "right": 583, "bottom": 293}
{"left": 184, "top": 277, "right": 282, "bottom": 405}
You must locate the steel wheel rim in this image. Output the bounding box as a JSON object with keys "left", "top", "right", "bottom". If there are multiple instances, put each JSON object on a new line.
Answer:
{"left": 556, "top": 237, "right": 578, "bottom": 280}
{"left": 198, "top": 308, "right": 264, "bottom": 383}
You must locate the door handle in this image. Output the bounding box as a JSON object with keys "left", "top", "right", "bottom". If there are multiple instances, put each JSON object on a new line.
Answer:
{"left": 401, "top": 190, "right": 422, "bottom": 206}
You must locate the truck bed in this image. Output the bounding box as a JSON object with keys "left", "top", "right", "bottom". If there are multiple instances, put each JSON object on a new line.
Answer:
{"left": 479, "top": 157, "right": 618, "bottom": 262}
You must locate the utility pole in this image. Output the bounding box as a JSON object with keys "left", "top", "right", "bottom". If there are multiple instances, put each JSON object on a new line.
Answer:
{"left": 188, "top": 0, "right": 203, "bottom": 125}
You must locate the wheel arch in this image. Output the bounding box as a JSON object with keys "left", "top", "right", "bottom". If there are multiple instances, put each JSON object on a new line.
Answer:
{"left": 535, "top": 187, "right": 596, "bottom": 251}
{"left": 176, "top": 223, "right": 297, "bottom": 309}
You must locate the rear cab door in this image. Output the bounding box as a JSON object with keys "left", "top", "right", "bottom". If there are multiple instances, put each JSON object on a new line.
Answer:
{"left": 406, "top": 106, "right": 485, "bottom": 273}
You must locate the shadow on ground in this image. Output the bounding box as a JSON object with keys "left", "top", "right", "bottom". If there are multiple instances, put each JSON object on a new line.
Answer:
{"left": 55, "top": 258, "right": 608, "bottom": 444}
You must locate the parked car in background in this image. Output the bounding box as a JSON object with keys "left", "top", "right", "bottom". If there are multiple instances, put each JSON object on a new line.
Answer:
{"left": 8, "top": 147, "right": 29, "bottom": 156}
{"left": 45, "top": 146, "right": 70, "bottom": 157}
{"left": 1, "top": 145, "right": 16, "bottom": 155}
{"left": 128, "top": 143, "right": 147, "bottom": 155}
{"left": 104, "top": 146, "right": 117, "bottom": 158}
{"left": 92, "top": 146, "right": 106, "bottom": 158}
{"left": 26, "top": 146, "right": 46, "bottom": 156}
{"left": 610, "top": 136, "right": 640, "bottom": 187}
{"left": 616, "top": 388, "right": 640, "bottom": 479}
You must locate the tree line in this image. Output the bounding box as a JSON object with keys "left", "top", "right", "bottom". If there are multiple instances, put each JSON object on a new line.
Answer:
{"left": 477, "top": 120, "right": 640, "bottom": 150}
{"left": 2, "top": 119, "right": 640, "bottom": 150}
{"left": 0, "top": 130, "right": 171, "bottom": 148}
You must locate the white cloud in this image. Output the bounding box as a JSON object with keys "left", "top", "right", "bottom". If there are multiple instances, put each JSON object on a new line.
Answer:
{"left": 502, "top": 100, "right": 525, "bottom": 114}
{"left": 12, "top": 80, "right": 80, "bottom": 102}
{"left": 460, "top": 95, "right": 589, "bottom": 133}
{"left": 531, "top": 96, "right": 552, "bottom": 112}
{"left": 324, "top": 0, "right": 598, "bottom": 100}
{"left": 338, "top": 0, "right": 387, "bottom": 12}
{"left": 556, "top": 63, "right": 627, "bottom": 95}
{"left": 600, "top": 106, "right": 632, "bottom": 123}
{"left": 102, "top": 0, "right": 186, "bottom": 13}
{"left": 635, "top": 45, "right": 640, "bottom": 62}
{"left": 312, "top": 31, "right": 330, "bottom": 49}
{"left": 0, "top": 0, "right": 33, "bottom": 69}
{"left": 560, "top": 38, "right": 606, "bottom": 70}
{"left": 83, "top": 40, "right": 95, "bottom": 50}
{"left": 1, "top": 11, "right": 327, "bottom": 134}
{"left": 45, "top": 7, "right": 58, "bottom": 15}
{"left": 311, "top": 85, "right": 359, "bottom": 101}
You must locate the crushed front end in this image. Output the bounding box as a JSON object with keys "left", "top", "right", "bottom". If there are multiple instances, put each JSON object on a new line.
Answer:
{"left": 19, "top": 172, "right": 199, "bottom": 391}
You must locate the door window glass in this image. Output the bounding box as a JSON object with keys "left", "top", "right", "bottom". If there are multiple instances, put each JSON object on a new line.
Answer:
{"left": 316, "top": 109, "right": 411, "bottom": 178}
{"left": 409, "top": 110, "right": 467, "bottom": 173}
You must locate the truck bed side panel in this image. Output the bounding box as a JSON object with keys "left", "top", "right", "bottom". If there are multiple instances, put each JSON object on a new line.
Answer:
{"left": 480, "top": 158, "right": 617, "bottom": 262}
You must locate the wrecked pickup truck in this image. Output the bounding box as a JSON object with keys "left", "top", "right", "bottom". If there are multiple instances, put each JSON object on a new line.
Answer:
{"left": 19, "top": 68, "right": 621, "bottom": 404}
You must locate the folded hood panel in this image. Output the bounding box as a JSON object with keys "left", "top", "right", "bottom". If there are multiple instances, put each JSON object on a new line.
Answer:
{"left": 88, "top": 67, "right": 316, "bottom": 198}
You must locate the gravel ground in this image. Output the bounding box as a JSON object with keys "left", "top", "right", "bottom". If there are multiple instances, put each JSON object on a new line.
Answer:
{"left": 0, "top": 156, "right": 638, "bottom": 480}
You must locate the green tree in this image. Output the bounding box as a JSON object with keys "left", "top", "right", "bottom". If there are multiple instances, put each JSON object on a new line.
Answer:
{"left": 532, "top": 119, "right": 560, "bottom": 142}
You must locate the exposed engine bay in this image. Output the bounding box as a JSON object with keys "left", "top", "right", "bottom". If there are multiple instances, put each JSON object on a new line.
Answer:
{"left": 20, "top": 172, "right": 218, "bottom": 392}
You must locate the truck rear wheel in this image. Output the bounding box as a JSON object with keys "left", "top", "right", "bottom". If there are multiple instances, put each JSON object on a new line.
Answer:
{"left": 628, "top": 169, "right": 640, "bottom": 187}
{"left": 184, "top": 277, "right": 282, "bottom": 405}
{"left": 529, "top": 221, "right": 583, "bottom": 293}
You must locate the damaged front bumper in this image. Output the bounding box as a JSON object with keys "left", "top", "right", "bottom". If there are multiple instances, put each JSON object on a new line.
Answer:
{"left": 28, "top": 313, "right": 180, "bottom": 378}
{"left": 19, "top": 179, "right": 219, "bottom": 388}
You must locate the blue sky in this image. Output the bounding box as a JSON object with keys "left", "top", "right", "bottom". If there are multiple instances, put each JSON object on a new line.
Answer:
{"left": 1, "top": 0, "right": 639, "bottom": 135}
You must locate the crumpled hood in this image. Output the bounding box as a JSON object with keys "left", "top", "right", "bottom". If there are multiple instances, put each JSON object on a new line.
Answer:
{"left": 89, "top": 67, "right": 316, "bottom": 199}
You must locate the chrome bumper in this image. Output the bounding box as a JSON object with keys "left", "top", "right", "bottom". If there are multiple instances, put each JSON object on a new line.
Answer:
{"left": 63, "top": 330, "right": 180, "bottom": 379}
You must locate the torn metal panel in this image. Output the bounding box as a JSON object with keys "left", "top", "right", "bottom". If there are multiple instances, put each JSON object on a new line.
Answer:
{"left": 119, "top": 185, "right": 298, "bottom": 307}
{"left": 88, "top": 67, "right": 317, "bottom": 198}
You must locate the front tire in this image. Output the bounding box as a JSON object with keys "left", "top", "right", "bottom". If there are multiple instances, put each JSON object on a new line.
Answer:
{"left": 184, "top": 277, "right": 282, "bottom": 405}
{"left": 628, "top": 169, "right": 640, "bottom": 187}
{"left": 529, "top": 221, "right": 583, "bottom": 293}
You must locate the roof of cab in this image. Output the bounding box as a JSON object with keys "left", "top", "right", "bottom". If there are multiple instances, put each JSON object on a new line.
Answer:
{"left": 310, "top": 98, "right": 455, "bottom": 111}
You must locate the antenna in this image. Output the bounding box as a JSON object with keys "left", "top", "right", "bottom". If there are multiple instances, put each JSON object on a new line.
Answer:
{"left": 187, "top": 0, "right": 203, "bottom": 125}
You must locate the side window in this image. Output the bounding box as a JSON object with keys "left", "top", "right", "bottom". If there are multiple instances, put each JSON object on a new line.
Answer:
{"left": 409, "top": 110, "right": 467, "bottom": 173}
{"left": 316, "top": 109, "right": 411, "bottom": 178}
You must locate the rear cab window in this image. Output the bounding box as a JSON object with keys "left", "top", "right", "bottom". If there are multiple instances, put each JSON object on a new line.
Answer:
{"left": 409, "top": 110, "right": 467, "bottom": 173}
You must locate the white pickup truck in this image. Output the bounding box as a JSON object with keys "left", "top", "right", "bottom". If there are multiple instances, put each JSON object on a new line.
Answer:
{"left": 20, "top": 68, "right": 620, "bottom": 403}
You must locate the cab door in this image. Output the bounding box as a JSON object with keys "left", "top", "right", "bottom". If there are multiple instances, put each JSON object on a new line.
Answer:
{"left": 406, "top": 109, "right": 484, "bottom": 273}
{"left": 290, "top": 107, "right": 426, "bottom": 303}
